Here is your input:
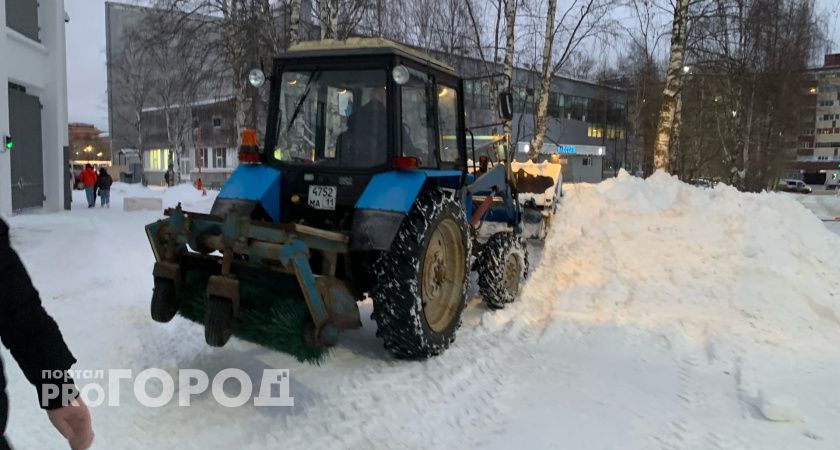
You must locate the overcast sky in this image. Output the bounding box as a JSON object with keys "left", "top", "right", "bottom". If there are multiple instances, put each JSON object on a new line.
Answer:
{"left": 66, "top": 0, "right": 840, "bottom": 135}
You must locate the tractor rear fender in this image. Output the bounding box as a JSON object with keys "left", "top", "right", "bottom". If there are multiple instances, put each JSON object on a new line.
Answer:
{"left": 351, "top": 170, "right": 462, "bottom": 251}
{"left": 210, "top": 165, "right": 282, "bottom": 222}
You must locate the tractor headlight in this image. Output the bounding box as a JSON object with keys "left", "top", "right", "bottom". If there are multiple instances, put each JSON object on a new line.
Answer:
{"left": 392, "top": 65, "right": 410, "bottom": 85}
{"left": 248, "top": 68, "right": 266, "bottom": 88}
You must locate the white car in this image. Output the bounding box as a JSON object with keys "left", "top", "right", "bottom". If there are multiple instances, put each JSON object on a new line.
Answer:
{"left": 779, "top": 179, "right": 812, "bottom": 194}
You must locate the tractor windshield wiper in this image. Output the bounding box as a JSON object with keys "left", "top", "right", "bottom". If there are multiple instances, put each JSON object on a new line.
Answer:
{"left": 285, "top": 70, "right": 321, "bottom": 132}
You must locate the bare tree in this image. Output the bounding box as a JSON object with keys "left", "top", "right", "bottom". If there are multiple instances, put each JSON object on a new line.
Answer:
{"left": 111, "top": 26, "right": 155, "bottom": 159}
{"left": 503, "top": 0, "right": 517, "bottom": 139}
{"left": 318, "top": 0, "right": 339, "bottom": 39}
{"left": 526, "top": 0, "right": 557, "bottom": 158}
{"left": 289, "top": 0, "right": 303, "bottom": 44}
{"left": 652, "top": 0, "right": 690, "bottom": 172}
{"left": 525, "top": 0, "right": 613, "bottom": 160}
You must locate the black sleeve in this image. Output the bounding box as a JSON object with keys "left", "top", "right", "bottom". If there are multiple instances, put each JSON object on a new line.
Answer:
{"left": 0, "top": 219, "right": 77, "bottom": 409}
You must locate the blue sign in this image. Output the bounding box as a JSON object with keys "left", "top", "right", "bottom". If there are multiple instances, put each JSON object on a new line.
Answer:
{"left": 556, "top": 145, "right": 577, "bottom": 154}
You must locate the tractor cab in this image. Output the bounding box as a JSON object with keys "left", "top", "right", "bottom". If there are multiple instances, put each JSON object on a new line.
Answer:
{"left": 259, "top": 39, "right": 467, "bottom": 225}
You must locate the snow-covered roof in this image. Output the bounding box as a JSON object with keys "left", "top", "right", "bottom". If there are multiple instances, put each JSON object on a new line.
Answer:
{"left": 141, "top": 95, "right": 235, "bottom": 113}
{"left": 287, "top": 37, "right": 456, "bottom": 73}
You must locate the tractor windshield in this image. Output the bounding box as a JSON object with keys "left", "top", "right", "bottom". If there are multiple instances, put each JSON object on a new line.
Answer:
{"left": 273, "top": 69, "right": 388, "bottom": 168}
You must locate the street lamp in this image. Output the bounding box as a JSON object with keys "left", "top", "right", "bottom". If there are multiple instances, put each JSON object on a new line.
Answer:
{"left": 681, "top": 65, "right": 692, "bottom": 75}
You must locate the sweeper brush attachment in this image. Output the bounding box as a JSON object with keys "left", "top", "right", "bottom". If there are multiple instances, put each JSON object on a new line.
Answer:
{"left": 146, "top": 204, "right": 361, "bottom": 362}
{"left": 177, "top": 270, "right": 327, "bottom": 363}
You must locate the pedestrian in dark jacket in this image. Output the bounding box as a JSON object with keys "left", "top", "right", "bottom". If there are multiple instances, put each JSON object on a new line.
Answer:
{"left": 96, "top": 168, "right": 113, "bottom": 208}
{"left": 79, "top": 165, "right": 97, "bottom": 208}
{"left": 0, "top": 219, "right": 94, "bottom": 450}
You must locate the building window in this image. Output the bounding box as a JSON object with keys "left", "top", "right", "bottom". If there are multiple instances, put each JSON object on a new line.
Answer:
{"left": 212, "top": 117, "right": 222, "bottom": 128}
{"left": 5, "top": 0, "right": 40, "bottom": 42}
{"left": 587, "top": 126, "right": 603, "bottom": 138}
{"left": 607, "top": 127, "right": 623, "bottom": 139}
{"left": 196, "top": 148, "right": 208, "bottom": 168}
{"left": 582, "top": 156, "right": 592, "bottom": 166}
{"left": 213, "top": 148, "right": 226, "bottom": 168}
{"left": 148, "top": 149, "right": 170, "bottom": 171}
{"left": 548, "top": 92, "right": 562, "bottom": 117}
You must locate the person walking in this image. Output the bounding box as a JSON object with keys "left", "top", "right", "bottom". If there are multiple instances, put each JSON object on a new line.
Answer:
{"left": 0, "top": 219, "right": 94, "bottom": 450}
{"left": 95, "top": 168, "right": 113, "bottom": 208}
{"left": 79, "top": 165, "right": 97, "bottom": 208}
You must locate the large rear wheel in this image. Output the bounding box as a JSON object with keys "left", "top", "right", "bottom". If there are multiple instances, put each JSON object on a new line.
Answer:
{"left": 371, "top": 188, "right": 471, "bottom": 359}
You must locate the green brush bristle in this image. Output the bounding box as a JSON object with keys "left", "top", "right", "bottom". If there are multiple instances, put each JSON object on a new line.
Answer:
{"left": 178, "top": 270, "right": 328, "bottom": 363}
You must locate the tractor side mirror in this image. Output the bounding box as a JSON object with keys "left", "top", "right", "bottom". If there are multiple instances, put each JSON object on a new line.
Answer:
{"left": 498, "top": 92, "right": 513, "bottom": 121}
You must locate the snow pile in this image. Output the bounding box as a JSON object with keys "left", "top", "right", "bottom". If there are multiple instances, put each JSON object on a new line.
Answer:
{"left": 108, "top": 182, "right": 218, "bottom": 213}
{"left": 489, "top": 170, "right": 840, "bottom": 447}
{"left": 519, "top": 170, "right": 840, "bottom": 353}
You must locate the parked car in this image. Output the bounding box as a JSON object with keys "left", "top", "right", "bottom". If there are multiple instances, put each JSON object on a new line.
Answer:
{"left": 778, "top": 179, "right": 812, "bottom": 194}
{"left": 689, "top": 178, "right": 717, "bottom": 189}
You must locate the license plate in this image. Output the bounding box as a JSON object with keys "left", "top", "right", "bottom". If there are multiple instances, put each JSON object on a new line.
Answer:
{"left": 308, "top": 185, "right": 337, "bottom": 210}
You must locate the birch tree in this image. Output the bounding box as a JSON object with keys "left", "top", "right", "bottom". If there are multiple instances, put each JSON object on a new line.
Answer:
{"left": 289, "top": 0, "right": 302, "bottom": 44}
{"left": 319, "top": 0, "right": 339, "bottom": 39}
{"left": 526, "top": 0, "right": 557, "bottom": 158}
{"left": 503, "top": 0, "right": 517, "bottom": 140}
{"left": 652, "top": 0, "right": 690, "bottom": 172}
{"left": 525, "top": 0, "right": 613, "bottom": 160}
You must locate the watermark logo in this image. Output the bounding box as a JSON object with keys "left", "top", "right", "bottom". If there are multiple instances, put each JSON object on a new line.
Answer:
{"left": 42, "top": 369, "right": 294, "bottom": 408}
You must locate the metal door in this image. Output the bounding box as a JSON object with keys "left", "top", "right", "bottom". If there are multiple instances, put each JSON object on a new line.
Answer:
{"left": 8, "top": 86, "right": 44, "bottom": 210}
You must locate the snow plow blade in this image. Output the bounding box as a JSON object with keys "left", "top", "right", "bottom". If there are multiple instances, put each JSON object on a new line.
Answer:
{"left": 145, "top": 204, "right": 361, "bottom": 361}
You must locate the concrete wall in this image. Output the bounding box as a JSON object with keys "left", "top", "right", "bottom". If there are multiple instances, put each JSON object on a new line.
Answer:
{"left": 0, "top": 0, "right": 68, "bottom": 216}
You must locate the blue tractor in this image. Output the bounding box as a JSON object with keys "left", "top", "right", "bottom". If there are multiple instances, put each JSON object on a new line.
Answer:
{"left": 145, "top": 39, "right": 529, "bottom": 359}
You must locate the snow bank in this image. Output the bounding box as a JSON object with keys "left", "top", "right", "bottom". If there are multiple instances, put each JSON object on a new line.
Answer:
{"left": 491, "top": 170, "right": 840, "bottom": 447}
{"left": 519, "top": 170, "right": 840, "bottom": 353}
{"left": 109, "top": 182, "right": 218, "bottom": 213}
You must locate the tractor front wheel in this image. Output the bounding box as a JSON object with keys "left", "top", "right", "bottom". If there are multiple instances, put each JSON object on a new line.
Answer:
{"left": 204, "top": 296, "right": 234, "bottom": 347}
{"left": 151, "top": 278, "right": 179, "bottom": 323}
{"left": 371, "top": 188, "right": 471, "bottom": 359}
{"left": 478, "top": 232, "right": 529, "bottom": 309}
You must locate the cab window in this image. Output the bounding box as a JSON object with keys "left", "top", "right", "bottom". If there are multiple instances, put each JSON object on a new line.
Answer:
{"left": 400, "top": 69, "right": 437, "bottom": 167}
{"left": 437, "top": 84, "right": 460, "bottom": 164}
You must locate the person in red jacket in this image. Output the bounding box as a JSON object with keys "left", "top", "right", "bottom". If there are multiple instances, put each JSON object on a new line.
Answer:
{"left": 79, "top": 165, "right": 97, "bottom": 208}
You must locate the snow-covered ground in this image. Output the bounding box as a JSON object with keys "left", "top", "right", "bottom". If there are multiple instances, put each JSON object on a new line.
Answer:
{"left": 4, "top": 173, "right": 840, "bottom": 449}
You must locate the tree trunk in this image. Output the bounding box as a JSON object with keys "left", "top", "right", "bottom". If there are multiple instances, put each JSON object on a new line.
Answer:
{"left": 502, "top": 0, "right": 516, "bottom": 142}
{"left": 527, "top": 0, "right": 557, "bottom": 160}
{"left": 652, "top": 0, "right": 689, "bottom": 173}
{"left": 320, "top": 0, "right": 338, "bottom": 39}
{"left": 289, "top": 0, "right": 302, "bottom": 45}
{"left": 741, "top": 81, "right": 755, "bottom": 189}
